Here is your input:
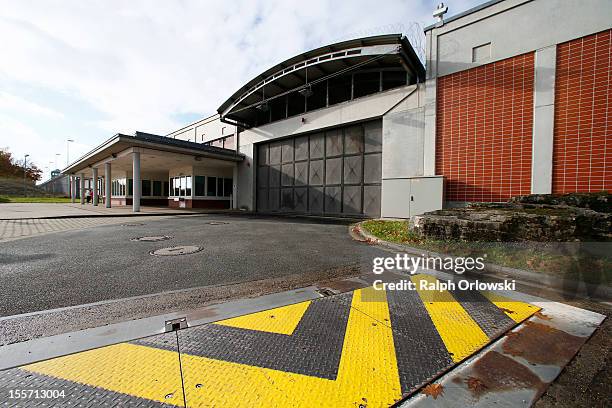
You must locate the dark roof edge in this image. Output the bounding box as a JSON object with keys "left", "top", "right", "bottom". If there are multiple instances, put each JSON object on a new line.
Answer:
{"left": 217, "top": 33, "right": 423, "bottom": 115}
{"left": 133, "top": 132, "right": 244, "bottom": 158}
{"left": 62, "top": 132, "right": 244, "bottom": 173}
{"left": 400, "top": 36, "right": 426, "bottom": 81}
{"left": 62, "top": 133, "right": 123, "bottom": 173}
{"left": 424, "top": 0, "right": 506, "bottom": 32}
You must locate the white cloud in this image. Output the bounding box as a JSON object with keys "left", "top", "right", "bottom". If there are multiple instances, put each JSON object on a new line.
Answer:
{"left": 0, "top": 91, "right": 64, "bottom": 119}
{"left": 0, "top": 0, "right": 482, "bottom": 179}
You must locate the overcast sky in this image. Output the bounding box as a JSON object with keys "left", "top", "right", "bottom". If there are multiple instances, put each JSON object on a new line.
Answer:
{"left": 0, "top": 0, "right": 481, "bottom": 181}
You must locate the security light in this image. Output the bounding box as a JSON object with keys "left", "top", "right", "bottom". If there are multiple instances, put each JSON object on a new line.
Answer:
{"left": 256, "top": 102, "right": 269, "bottom": 112}
{"left": 298, "top": 84, "right": 314, "bottom": 97}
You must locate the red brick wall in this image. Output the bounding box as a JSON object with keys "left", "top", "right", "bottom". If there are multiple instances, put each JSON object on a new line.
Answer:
{"left": 552, "top": 29, "right": 611, "bottom": 193}
{"left": 436, "top": 53, "right": 535, "bottom": 202}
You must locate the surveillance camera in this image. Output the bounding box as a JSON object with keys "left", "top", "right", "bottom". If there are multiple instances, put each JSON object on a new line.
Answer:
{"left": 433, "top": 2, "right": 448, "bottom": 20}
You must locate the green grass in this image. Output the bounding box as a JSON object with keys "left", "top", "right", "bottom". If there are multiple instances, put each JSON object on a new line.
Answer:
{"left": 361, "top": 220, "right": 611, "bottom": 285}
{"left": 0, "top": 195, "right": 71, "bottom": 203}
{"left": 361, "top": 220, "right": 418, "bottom": 244}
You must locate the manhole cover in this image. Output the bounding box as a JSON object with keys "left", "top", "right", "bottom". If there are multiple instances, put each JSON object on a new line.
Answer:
{"left": 121, "top": 223, "right": 144, "bottom": 227}
{"left": 150, "top": 246, "right": 203, "bottom": 256}
{"left": 131, "top": 236, "right": 173, "bottom": 242}
{"left": 206, "top": 221, "right": 229, "bottom": 225}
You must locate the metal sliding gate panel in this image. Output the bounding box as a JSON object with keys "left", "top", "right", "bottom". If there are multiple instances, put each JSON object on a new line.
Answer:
{"left": 256, "top": 120, "right": 382, "bottom": 217}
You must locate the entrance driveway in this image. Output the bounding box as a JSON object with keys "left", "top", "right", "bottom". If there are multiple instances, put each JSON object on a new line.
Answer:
{"left": 0, "top": 214, "right": 384, "bottom": 317}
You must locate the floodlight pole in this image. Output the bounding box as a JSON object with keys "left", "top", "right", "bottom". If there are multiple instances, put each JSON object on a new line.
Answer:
{"left": 23, "top": 154, "right": 29, "bottom": 197}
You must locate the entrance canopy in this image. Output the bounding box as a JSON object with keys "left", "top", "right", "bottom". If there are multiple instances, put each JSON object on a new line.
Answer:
{"left": 63, "top": 131, "right": 244, "bottom": 178}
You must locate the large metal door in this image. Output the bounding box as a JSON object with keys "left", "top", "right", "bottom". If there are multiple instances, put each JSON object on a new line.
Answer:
{"left": 256, "top": 120, "right": 382, "bottom": 217}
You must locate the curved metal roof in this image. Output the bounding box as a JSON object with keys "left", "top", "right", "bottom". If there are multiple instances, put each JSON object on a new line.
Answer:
{"left": 217, "top": 34, "right": 424, "bottom": 122}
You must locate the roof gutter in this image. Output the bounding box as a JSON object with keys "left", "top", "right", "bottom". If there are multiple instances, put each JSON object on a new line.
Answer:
{"left": 62, "top": 134, "right": 124, "bottom": 174}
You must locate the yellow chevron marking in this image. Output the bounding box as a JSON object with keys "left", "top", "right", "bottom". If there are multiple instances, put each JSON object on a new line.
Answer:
{"left": 181, "top": 287, "right": 402, "bottom": 407}
{"left": 215, "top": 301, "right": 311, "bottom": 335}
{"left": 23, "top": 343, "right": 184, "bottom": 406}
{"left": 411, "top": 274, "right": 490, "bottom": 362}
{"left": 22, "top": 288, "right": 402, "bottom": 407}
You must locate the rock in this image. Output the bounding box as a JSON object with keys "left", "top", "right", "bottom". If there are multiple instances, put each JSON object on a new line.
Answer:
{"left": 510, "top": 192, "right": 610, "bottom": 213}
{"left": 411, "top": 194, "right": 611, "bottom": 242}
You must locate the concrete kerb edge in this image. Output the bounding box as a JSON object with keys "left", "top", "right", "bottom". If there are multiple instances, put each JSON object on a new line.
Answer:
{"left": 350, "top": 221, "right": 612, "bottom": 301}
{"left": 0, "top": 210, "right": 242, "bottom": 221}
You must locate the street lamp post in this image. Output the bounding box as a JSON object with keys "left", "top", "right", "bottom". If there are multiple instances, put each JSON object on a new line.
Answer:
{"left": 23, "top": 154, "right": 29, "bottom": 197}
{"left": 55, "top": 153, "right": 60, "bottom": 171}
{"left": 48, "top": 161, "right": 55, "bottom": 194}
{"left": 66, "top": 139, "right": 74, "bottom": 199}
{"left": 66, "top": 139, "right": 74, "bottom": 166}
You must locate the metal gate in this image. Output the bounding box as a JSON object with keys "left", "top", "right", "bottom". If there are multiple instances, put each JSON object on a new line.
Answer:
{"left": 256, "top": 120, "right": 382, "bottom": 217}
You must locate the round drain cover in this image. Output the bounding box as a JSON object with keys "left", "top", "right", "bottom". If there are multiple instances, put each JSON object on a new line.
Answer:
{"left": 150, "top": 246, "right": 203, "bottom": 256}
{"left": 121, "top": 223, "right": 144, "bottom": 227}
{"left": 206, "top": 221, "right": 229, "bottom": 225}
{"left": 131, "top": 235, "right": 173, "bottom": 242}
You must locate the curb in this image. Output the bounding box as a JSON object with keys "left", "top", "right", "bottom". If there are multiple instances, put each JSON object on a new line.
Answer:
{"left": 351, "top": 221, "right": 612, "bottom": 301}
{"left": 0, "top": 209, "right": 245, "bottom": 221}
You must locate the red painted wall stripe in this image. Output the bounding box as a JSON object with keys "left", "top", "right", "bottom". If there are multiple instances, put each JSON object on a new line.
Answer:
{"left": 553, "top": 29, "right": 612, "bottom": 194}
{"left": 436, "top": 53, "right": 535, "bottom": 202}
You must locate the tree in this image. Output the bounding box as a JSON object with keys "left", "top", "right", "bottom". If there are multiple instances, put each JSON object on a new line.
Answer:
{"left": 0, "top": 147, "right": 42, "bottom": 181}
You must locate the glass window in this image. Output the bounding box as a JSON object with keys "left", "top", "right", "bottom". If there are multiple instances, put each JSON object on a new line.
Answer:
{"left": 223, "top": 135, "right": 235, "bottom": 150}
{"left": 195, "top": 176, "right": 205, "bottom": 196}
{"left": 223, "top": 178, "right": 233, "bottom": 197}
{"left": 142, "top": 180, "right": 151, "bottom": 196}
{"left": 128, "top": 179, "right": 133, "bottom": 196}
{"left": 270, "top": 95, "right": 287, "bottom": 122}
{"left": 217, "top": 177, "right": 223, "bottom": 196}
{"left": 207, "top": 176, "right": 217, "bottom": 196}
{"left": 171, "top": 178, "right": 178, "bottom": 196}
{"left": 382, "top": 70, "right": 407, "bottom": 91}
{"left": 153, "top": 180, "right": 162, "bottom": 196}
{"left": 256, "top": 106, "right": 271, "bottom": 126}
{"left": 180, "top": 176, "right": 186, "bottom": 196}
{"left": 306, "top": 81, "right": 327, "bottom": 112}
{"left": 287, "top": 92, "right": 305, "bottom": 117}
{"left": 186, "top": 176, "right": 192, "bottom": 196}
{"left": 328, "top": 74, "right": 352, "bottom": 105}
{"left": 353, "top": 72, "right": 380, "bottom": 98}
{"left": 163, "top": 181, "right": 169, "bottom": 197}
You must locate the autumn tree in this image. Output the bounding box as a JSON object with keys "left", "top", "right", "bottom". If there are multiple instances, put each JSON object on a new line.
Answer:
{"left": 0, "top": 148, "right": 43, "bottom": 181}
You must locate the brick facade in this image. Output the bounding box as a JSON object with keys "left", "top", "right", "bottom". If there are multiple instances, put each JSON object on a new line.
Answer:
{"left": 552, "top": 29, "right": 611, "bottom": 193}
{"left": 436, "top": 53, "right": 535, "bottom": 202}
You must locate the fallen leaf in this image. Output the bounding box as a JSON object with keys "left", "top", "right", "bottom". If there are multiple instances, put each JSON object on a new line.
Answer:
{"left": 465, "top": 376, "right": 488, "bottom": 394}
{"left": 421, "top": 383, "right": 444, "bottom": 399}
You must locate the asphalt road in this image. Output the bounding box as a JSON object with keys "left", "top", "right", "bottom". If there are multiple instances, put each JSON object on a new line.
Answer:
{"left": 0, "top": 214, "right": 384, "bottom": 317}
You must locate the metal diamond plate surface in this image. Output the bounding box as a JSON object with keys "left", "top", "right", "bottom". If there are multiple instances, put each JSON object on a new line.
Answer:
{"left": 0, "top": 275, "right": 540, "bottom": 407}
{"left": 0, "top": 332, "right": 184, "bottom": 407}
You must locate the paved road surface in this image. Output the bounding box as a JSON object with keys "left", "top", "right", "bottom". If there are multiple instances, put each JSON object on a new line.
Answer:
{"left": 0, "top": 214, "right": 383, "bottom": 317}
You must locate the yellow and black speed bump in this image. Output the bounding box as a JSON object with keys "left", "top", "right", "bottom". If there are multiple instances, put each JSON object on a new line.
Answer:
{"left": 0, "top": 274, "right": 539, "bottom": 407}
{"left": 135, "top": 294, "right": 353, "bottom": 379}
